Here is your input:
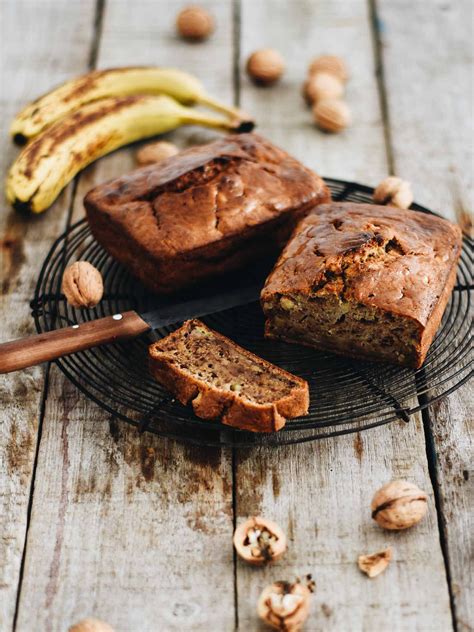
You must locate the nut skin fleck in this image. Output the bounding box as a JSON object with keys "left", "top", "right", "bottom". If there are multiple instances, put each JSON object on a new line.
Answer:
{"left": 176, "top": 6, "right": 214, "bottom": 41}
{"left": 373, "top": 177, "right": 413, "bottom": 209}
{"left": 233, "top": 516, "right": 287, "bottom": 565}
{"left": 309, "top": 55, "right": 349, "bottom": 83}
{"left": 358, "top": 547, "right": 393, "bottom": 578}
{"left": 136, "top": 141, "right": 179, "bottom": 165}
{"left": 68, "top": 618, "right": 115, "bottom": 632}
{"left": 313, "top": 98, "right": 351, "bottom": 133}
{"left": 61, "top": 261, "right": 104, "bottom": 308}
{"left": 257, "top": 580, "right": 311, "bottom": 631}
{"left": 246, "top": 49, "right": 285, "bottom": 86}
{"left": 371, "top": 479, "right": 428, "bottom": 530}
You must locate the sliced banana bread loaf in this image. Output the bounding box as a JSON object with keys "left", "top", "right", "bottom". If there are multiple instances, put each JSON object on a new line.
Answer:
{"left": 85, "top": 133, "right": 330, "bottom": 294}
{"left": 261, "top": 203, "right": 462, "bottom": 368}
{"left": 148, "top": 320, "right": 309, "bottom": 432}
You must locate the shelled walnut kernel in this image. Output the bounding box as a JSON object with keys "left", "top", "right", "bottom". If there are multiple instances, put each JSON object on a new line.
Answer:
{"left": 373, "top": 177, "right": 413, "bottom": 209}
{"left": 257, "top": 578, "right": 313, "bottom": 631}
{"left": 233, "top": 516, "right": 286, "bottom": 565}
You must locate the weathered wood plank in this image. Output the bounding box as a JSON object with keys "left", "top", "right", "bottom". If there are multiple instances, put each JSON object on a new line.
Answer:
{"left": 376, "top": 0, "right": 473, "bottom": 627}
{"left": 235, "top": 0, "right": 453, "bottom": 629}
{"left": 14, "top": 2, "right": 236, "bottom": 631}
{"left": 0, "top": 2, "right": 96, "bottom": 629}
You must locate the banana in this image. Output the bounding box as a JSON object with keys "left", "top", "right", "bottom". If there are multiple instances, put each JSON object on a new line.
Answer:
{"left": 7, "top": 94, "right": 243, "bottom": 214}
{"left": 10, "top": 67, "right": 253, "bottom": 144}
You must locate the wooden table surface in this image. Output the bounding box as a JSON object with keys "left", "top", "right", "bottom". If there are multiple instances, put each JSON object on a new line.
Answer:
{"left": 0, "top": 1, "right": 472, "bottom": 630}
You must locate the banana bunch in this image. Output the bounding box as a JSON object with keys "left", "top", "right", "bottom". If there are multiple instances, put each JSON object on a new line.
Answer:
{"left": 7, "top": 67, "right": 254, "bottom": 213}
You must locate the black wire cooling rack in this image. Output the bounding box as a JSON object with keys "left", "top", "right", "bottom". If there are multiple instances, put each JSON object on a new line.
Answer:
{"left": 31, "top": 179, "right": 473, "bottom": 447}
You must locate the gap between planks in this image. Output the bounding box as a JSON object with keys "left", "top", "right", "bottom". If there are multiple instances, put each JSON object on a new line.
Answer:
{"left": 369, "top": 0, "right": 466, "bottom": 627}
{"left": 368, "top": 0, "right": 395, "bottom": 174}
{"left": 231, "top": 1, "right": 241, "bottom": 627}
{"left": 421, "top": 400, "right": 459, "bottom": 632}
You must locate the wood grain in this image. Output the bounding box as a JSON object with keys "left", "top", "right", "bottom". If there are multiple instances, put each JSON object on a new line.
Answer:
{"left": 235, "top": 0, "right": 453, "bottom": 629}
{"left": 0, "top": 2, "right": 96, "bottom": 629}
{"left": 14, "top": 2, "right": 236, "bottom": 631}
{"left": 376, "top": 0, "right": 473, "bottom": 627}
{"left": 0, "top": 0, "right": 470, "bottom": 630}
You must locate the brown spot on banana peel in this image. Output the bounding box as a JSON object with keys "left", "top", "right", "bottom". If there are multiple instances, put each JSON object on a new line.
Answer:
{"left": 58, "top": 67, "right": 151, "bottom": 104}
{"left": 18, "top": 96, "right": 140, "bottom": 181}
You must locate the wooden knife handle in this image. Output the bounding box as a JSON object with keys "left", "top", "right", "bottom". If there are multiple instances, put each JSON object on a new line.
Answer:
{"left": 0, "top": 311, "right": 150, "bottom": 374}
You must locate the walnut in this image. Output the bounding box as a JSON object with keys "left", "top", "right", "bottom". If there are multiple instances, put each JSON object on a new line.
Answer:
{"left": 68, "top": 618, "right": 114, "bottom": 632}
{"left": 371, "top": 480, "right": 428, "bottom": 530}
{"left": 176, "top": 6, "right": 214, "bottom": 41}
{"left": 233, "top": 516, "right": 286, "bottom": 565}
{"left": 246, "top": 49, "right": 285, "bottom": 86}
{"left": 136, "top": 141, "right": 179, "bottom": 166}
{"left": 309, "top": 55, "right": 349, "bottom": 83}
{"left": 303, "top": 72, "right": 344, "bottom": 104}
{"left": 313, "top": 98, "right": 351, "bottom": 133}
{"left": 257, "top": 580, "right": 312, "bottom": 631}
{"left": 358, "top": 547, "right": 393, "bottom": 578}
{"left": 373, "top": 177, "right": 413, "bottom": 209}
{"left": 61, "top": 261, "right": 104, "bottom": 308}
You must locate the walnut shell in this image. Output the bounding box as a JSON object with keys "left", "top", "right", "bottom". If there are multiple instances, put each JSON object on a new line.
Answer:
{"left": 358, "top": 547, "right": 393, "bottom": 578}
{"left": 373, "top": 176, "right": 413, "bottom": 209}
{"left": 233, "top": 516, "right": 286, "bottom": 565}
{"left": 303, "top": 72, "right": 344, "bottom": 104}
{"left": 176, "top": 5, "right": 214, "bottom": 41}
{"left": 371, "top": 480, "right": 428, "bottom": 530}
{"left": 257, "top": 581, "right": 311, "bottom": 631}
{"left": 246, "top": 49, "right": 285, "bottom": 86}
{"left": 313, "top": 98, "right": 351, "bottom": 133}
{"left": 68, "top": 618, "right": 114, "bottom": 632}
{"left": 136, "top": 141, "right": 179, "bottom": 166}
{"left": 61, "top": 261, "right": 104, "bottom": 308}
{"left": 309, "top": 55, "right": 349, "bottom": 82}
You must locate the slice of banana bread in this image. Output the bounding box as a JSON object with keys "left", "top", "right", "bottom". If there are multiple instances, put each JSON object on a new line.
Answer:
{"left": 148, "top": 320, "right": 309, "bottom": 432}
{"left": 261, "top": 203, "right": 462, "bottom": 368}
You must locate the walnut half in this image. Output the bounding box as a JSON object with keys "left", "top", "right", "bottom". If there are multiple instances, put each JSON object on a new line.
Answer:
{"left": 358, "top": 547, "right": 393, "bottom": 578}
{"left": 233, "top": 516, "right": 286, "bottom": 565}
{"left": 257, "top": 580, "right": 312, "bottom": 631}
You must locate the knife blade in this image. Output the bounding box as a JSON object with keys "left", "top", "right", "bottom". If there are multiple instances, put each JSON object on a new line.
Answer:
{"left": 0, "top": 275, "right": 263, "bottom": 374}
{"left": 139, "top": 277, "right": 262, "bottom": 330}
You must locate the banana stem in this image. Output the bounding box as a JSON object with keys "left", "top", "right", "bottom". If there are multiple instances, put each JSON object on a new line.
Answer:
{"left": 183, "top": 111, "right": 252, "bottom": 133}
{"left": 197, "top": 95, "right": 255, "bottom": 131}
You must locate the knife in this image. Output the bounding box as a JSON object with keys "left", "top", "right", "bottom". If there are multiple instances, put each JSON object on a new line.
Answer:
{"left": 0, "top": 278, "right": 262, "bottom": 374}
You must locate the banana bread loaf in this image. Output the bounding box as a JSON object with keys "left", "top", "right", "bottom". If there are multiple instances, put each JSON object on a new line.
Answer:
{"left": 148, "top": 319, "right": 309, "bottom": 432}
{"left": 261, "top": 203, "right": 462, "bottom": 368}
{"left": 85, "top": 133, "right": 330, "bottom": 293}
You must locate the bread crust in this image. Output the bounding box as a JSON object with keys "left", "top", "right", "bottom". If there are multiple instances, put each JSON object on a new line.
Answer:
{"left": 261, "top": 203, "right": 462, "bottom": 368}
{"left": 148, "top": 320, "right": 309, "bottom": 432}
{"left": 85, "top": 133, "right": 330, "bottom": 294}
